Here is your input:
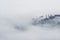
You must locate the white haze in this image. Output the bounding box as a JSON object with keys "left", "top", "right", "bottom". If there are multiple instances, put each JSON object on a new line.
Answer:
{"left": 0, "top": 0, "right": 60, "bottom": 40}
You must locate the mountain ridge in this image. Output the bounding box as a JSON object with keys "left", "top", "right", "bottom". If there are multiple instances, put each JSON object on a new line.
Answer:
{"left": 32, "top": 14, "right": 60, "bottom": 27}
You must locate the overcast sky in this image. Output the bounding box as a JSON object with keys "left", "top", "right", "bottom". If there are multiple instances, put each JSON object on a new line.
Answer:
{"left": 0, "top": 0, "right": 60, "bottom": 23}
{"left": 0, "top": 0, "right": 60, "bottom": 15}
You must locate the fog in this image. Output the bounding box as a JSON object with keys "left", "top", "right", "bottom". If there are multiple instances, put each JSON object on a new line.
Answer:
{"left": 0, "top": 0, "right": 60, "bottom": 40}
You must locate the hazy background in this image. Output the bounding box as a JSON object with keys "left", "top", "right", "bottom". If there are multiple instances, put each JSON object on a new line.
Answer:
{"left": 0, "top": 0, "right": 60, "bottom": 40}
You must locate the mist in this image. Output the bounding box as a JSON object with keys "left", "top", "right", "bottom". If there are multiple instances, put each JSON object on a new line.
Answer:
{"left": 0, "top": 0, "right": 60, "bottom": 40}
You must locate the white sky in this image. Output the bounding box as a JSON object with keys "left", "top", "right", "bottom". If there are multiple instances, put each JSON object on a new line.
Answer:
{"left": 0, "top": 0, "right": 60, "bottom": 23}
{"left": 0, "top": 0, "right": 60, "bottom": 15}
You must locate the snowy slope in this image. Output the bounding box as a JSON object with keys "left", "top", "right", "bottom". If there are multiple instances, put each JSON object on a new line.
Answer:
{"left": 32, "top": 14, "right": 60, "bottom": 28}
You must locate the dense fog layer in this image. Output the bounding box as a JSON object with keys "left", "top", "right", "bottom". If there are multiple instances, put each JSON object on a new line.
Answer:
{"left": 0, "top": 12, "right": 60, "bottom": 40}
{"left": 0, "top": 0, "right": 60, "bottom": 40}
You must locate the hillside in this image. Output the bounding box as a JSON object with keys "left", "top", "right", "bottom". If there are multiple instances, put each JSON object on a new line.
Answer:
{"left": 32, "top": 14, "right": 60, "bottom": 27}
